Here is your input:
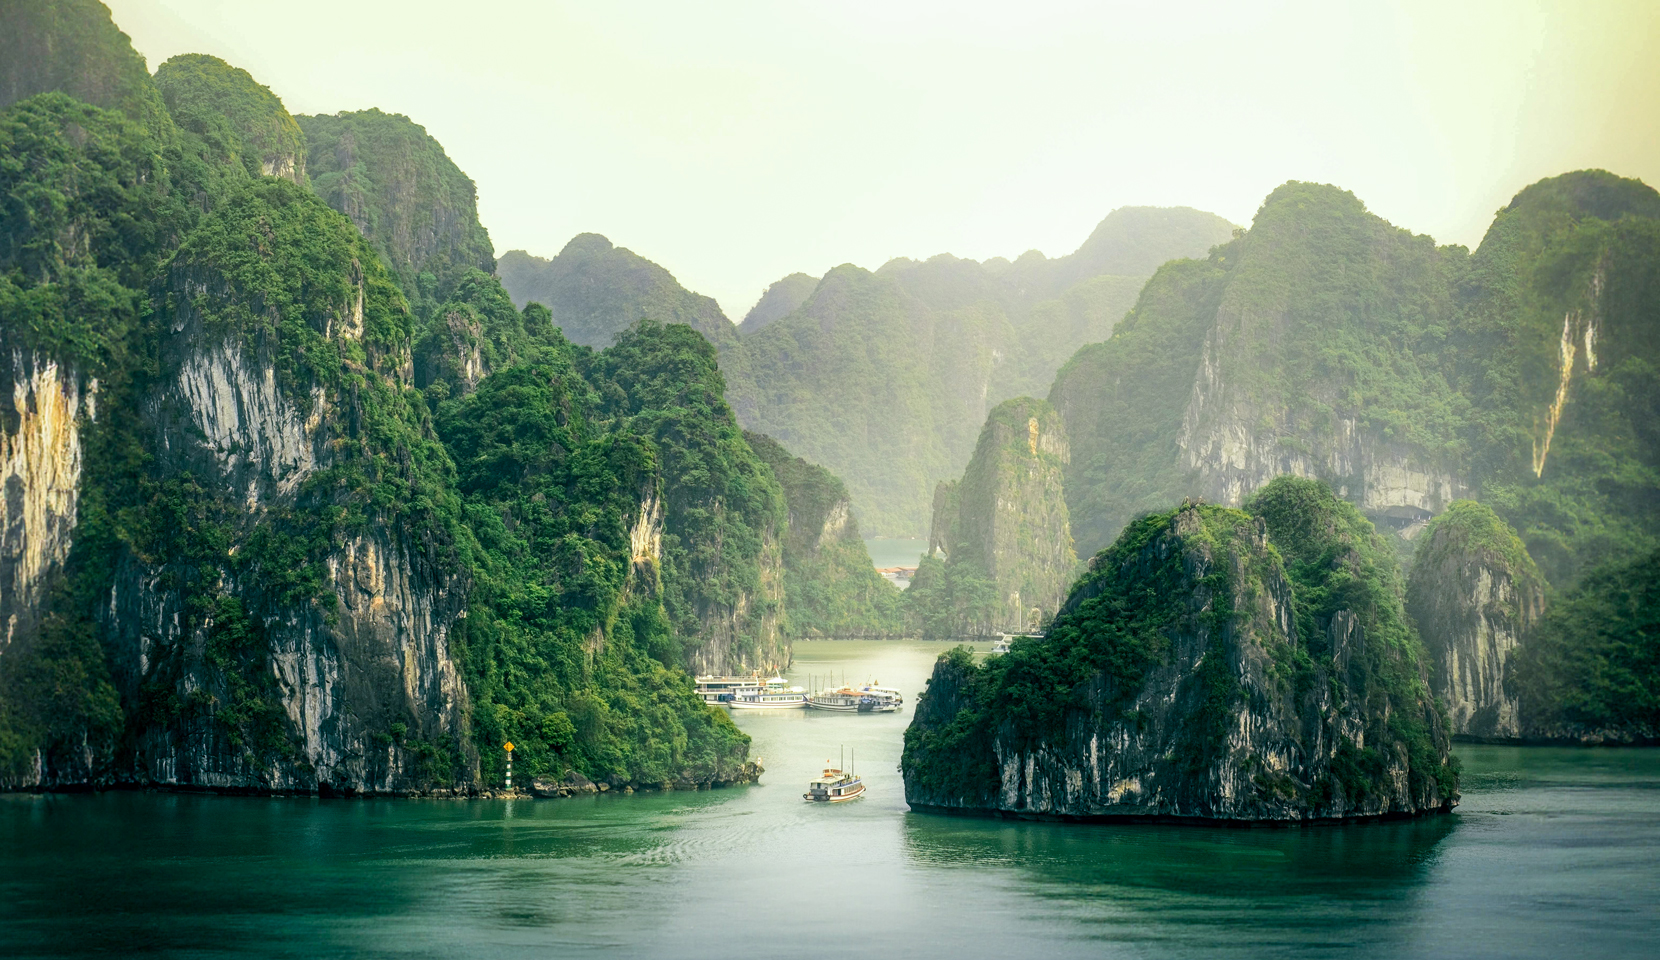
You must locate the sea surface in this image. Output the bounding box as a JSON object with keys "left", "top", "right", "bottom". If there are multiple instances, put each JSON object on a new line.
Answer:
{"left": 4, "top": 640, "right": 1657, "bottom": 959}
{"left": 863, "top": 537, "right": 928, "bottom": 570}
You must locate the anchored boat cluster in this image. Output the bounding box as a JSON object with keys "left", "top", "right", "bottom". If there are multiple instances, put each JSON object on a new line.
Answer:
{"left": 695, "top": 675, "right": 904, "bottom": 713}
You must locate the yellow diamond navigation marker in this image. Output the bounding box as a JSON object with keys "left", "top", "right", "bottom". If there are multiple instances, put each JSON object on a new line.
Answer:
{"left": 503, "top": 742, "right": 514, "bottom": 752}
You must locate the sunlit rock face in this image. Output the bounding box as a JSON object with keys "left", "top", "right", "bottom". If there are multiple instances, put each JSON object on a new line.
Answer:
{"left": 1405, "top": 502, "right": 1546, "bottom": 741}
{"left": 0, "top": 350, "right": 94, "bottom": 652}
{"left": 903, "top": 492, "right": 1457, "bottom": 823}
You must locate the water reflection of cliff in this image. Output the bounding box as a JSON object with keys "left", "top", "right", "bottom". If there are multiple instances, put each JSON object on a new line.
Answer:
{"left": 902, "top": 812, "right": 1455, "bottom": 952}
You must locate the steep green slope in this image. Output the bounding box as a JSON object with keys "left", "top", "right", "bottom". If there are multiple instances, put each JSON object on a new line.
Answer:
{"left": 1049, "top": 256, "right": 1227, "bottom": 553}
{"left": 298, "top": 108, "right": 496, "bottom": 317}
{"left": 724, "top": 264, "right": 994, "bottom": 536}
{"left": 496, "top": 237, "right": 737, "bottom": 349}
{"left": 1455, "top": 171, "right": 1660, "bottom": 585}
{"left": 0, "top": 0, "right": 168, "bottom": 135}
{"left": 744, "top": 431, "right": 902, "bottom": 638}
{"left": 1510, "top": 548, "right": 1659, "bottom": 743}
{"left": 0, "top": 12, "right": 763, "bottom": 790}
{"left": 437, "top": 340, "right": 752, "bottom": 788}
{"left": 583, "top": 321, "right": 787, "bottom": 673}
{"left": 152, "top": 54, "right": 305, "bottom": 183}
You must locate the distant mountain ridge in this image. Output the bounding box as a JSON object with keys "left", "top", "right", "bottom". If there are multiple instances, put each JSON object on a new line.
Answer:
{"left": 496, "top": 207, "right": 1237, "bottom": 536}
{"left": 497, "top": 237, "right": 736, "bottom": 348}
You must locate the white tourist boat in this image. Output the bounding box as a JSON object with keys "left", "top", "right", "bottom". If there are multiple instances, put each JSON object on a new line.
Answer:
{"left": 726, "top": 677, "right": 807, "bottom": 709}
{"left": 694, "top": 675, "right": 763, "bottom": 704}
{"left": 804, "top": 749, "right": 865, "bottom": 802}
{"left": 850, "top": 683, "right": 903, "bottom": 705}
{"left": 805, "top": 687, "right": 901, "bottom": 713}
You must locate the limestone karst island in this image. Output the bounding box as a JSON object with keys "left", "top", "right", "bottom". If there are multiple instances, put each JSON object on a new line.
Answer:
{"left": 1, "top": 1, "right": 1656, "bottom": 957}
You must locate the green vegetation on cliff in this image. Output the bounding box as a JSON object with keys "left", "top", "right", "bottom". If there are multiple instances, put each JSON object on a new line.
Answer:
{"left": 0, "top": 10, "right": 762, "bottom": 789}
{"left": 1052, "top": 173, "right": 1659, "bottom": 590}
{"left": 743, "top": 432, "right": 902, "bottom": 638}
{"left": 438, "top": 343, "right": 751, "bottom": 787}
{"left": 152, "top": 54, "right": 305, "bottom": 183}
{"left": 582, "top": 321, "right": 787, "bottom": 670}
{"left": 1511, "top": 548, "right": 1660, "bottom": 740}
{"left": 722, "top": 209, "right": 1236, "bottom": 536}
{"left": 739, "top": 272, "right": 818, "bottom": 334}
{"left": 298, "top": 108, "right": 496, "bottom": 317}
{"left": 0, "top": 0, "right": 169, "bottom": 135}
{"left": 906, "top": 397, "right": 1076, "bottom": 637}
{"left": 1454, "top": 171, "right": 1660, "bottom": 585}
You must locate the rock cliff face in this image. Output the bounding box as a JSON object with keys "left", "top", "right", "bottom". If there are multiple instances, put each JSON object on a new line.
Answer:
{"left": 98, "top": 181, "right": 474, "bottom": 793}
{"left": 903, "top": 480, "right": 1456, "bottom": 822}
{"left": 1056, "top": 183, "right": 1469, "bottom": 558}
{"left": 923, "top": 397, "right": 1076, "bottom": 633}
{"left": 1405, "top": 502, "right": 1545, "bottom": 740}
{"left": 0, "top": 348, "right": 93, "bottom": 651}
{"left": 744, "top": 431, "right": 902, "bottom": 638}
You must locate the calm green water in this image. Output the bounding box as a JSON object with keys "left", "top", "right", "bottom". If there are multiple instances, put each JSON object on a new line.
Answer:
{"left": 4, "top": 641, "right": 1657, "bottom": 959}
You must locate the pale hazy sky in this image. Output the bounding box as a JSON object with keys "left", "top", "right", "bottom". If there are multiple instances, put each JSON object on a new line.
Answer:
{"left": 106, "top": 0, "right": 1660, "bottom": 320}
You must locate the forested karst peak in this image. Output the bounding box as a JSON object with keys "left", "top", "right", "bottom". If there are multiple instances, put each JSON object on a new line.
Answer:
{"left": 152, "top": 54, "right": 305, "bottom": 184}
{"left": 296, "top": 108, "right": 495, "bottom": 318}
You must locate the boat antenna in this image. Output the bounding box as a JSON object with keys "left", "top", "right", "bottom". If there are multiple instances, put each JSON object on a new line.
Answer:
{"left": 841, "top": 745, "right": 845, "bottom": 772}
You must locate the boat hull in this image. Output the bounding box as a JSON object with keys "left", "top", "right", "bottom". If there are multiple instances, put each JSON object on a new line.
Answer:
{"left": 804, "top": 783, "right": 866, "bottom": 802}
{"left": 727, "top": 698, "right": 806, "bottom": 710}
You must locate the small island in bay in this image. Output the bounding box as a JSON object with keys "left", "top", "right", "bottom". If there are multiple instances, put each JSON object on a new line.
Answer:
{"left": 903, "top": 477, "right": 1458, "bottom": 822}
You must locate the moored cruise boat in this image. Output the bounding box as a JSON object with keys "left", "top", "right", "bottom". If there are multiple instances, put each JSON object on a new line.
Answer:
{"left": 805, "top": 687, "right": 901, "bottom": 713}
{"left": 850, "top": 683, "right": 903, "bottom": 705}
{"left": 694, "top": 675, "right": 763, "bottom": 704}
{"left": 726, "top": 677, "right": 807, "bottom": 709}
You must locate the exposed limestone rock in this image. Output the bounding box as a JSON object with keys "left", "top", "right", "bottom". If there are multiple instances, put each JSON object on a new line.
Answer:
{"left": 1178, "top": 316, "right": 1464, "bottom": 518}
{"left": 684, "top": 517, "right": 786, "bottom": 675}
{"left": 173, "top": 339, "right": 318, "bottom": 507}
{"left": 0, "top": 350, "right": 94, "bottom": 652}
{"left": 924, "top": 397, "right": 1076, "bottom": 633}
{"left": 1406, "top": 502, "right": 1545, "bottom": 740}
